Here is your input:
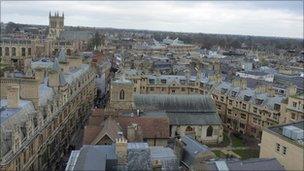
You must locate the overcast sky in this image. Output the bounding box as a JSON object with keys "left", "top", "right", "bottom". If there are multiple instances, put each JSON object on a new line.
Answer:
{"left": 1, "top": 1, "right": 303, "bottom": 38}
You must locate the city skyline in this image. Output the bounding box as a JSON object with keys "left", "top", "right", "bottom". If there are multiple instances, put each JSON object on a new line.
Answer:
{"left": 1, "top": 1, "right": 303, "bottom": 38}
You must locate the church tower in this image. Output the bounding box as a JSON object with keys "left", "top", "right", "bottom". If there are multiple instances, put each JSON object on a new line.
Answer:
{"left": 48, "top": 11, "right": 64, "bottom": 39}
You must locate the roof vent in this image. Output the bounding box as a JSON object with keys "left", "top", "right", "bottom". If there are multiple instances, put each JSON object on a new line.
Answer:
{"left": 283, "top": 125, "right": 304, "bottom": 140}
{"left": 215, "top": 161, "right": 229, "bottom": 171}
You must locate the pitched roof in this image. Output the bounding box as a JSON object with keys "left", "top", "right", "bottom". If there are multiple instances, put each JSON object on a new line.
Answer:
{"left": 116, "top": 116, "right": 170, "bottom": 139}
{"left": 167, "top": 112, "right": 222, "bottom": 125}
{"left": 181, "top": 135, "right": 213, "bottom": 166}
{"left": 91, "top": 118, "right": 121, "bottom": 144}
{"left": 134, "top": 94, "right": 216, "bottom": 112}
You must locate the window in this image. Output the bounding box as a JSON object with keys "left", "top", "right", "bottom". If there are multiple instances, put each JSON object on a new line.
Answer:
{"left": 21, "top": 47, "right": 26, "bottom": 56}
{"left": 276, "top": 143, "right": 280, "bottom": 152}
{"left": 206, "top": 126, "right": 213, "bottom": 137}
{"left": 228, "top": 109, "right": 232, "bottom": 115}
{"left": 161, "top": 87, "right": 166, "bottom": 91}
{"left": 5, "top": 47, "right": 9, "bottom": 56}
{"left": 160, "top": 79, "right": 167, "bottom": 84}
{"left": 244, "top": 95, "right": 251, "bottom": 101}
{"left": 282, "top": 146, "right": 287, "bottom": 155}
{"left": 229, "top": 100, "right": 233, "bottom": 105}
{"left": 220, "top": 96, "right": 224, "bottom": 102}
{"left": 291, "top": 113, "right": 296, "bottom": 120}
{"left": 150, "top": 87, "right": 154, "bottom": 91}
{"left": 242, "top": 104, "right": 246, "bottom": 109}
{"left": 28, "top": 48, "right": 31, "bottom": 56}
{"left": 149, "top": 79, "right": 155, "bottom": 84}
{"left": 119, "top": 89, "right": 125, "bottom": 100}
{"left": 171, "top": 90, "right": 175, "bottom": 93}
{"left": 241, "top": 114, "right": 247, "bottom": 120}
{"left": 12, "top": 47, "right": 16, "bottom": 56}
{"left": 253, "top": 107, "right": 257, "bottom": 113}
{"left": 240, "top": 123, "right": 245, "bottom": 129}
{"left": 293, "top": 102, "right": 297, "bottom": 108}
{"left": 0, "top": 47, "right": 2, "bottom": 56}
{"left": 181, "top": 87, "right": 185, "bottom": 91}
{"left": 133, "top": 87, "right": 136, "bottom": 92}
{"left": 185, "top": 126, "right": 194, "bottom": 132}
{"left": 67, "top": 49, "right": 71, "bottom": 56}
{"left": 180, "top": 80, "right": 186, "bottom": 85}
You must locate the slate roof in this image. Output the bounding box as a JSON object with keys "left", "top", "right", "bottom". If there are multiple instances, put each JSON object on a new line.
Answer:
{"left": 181, "top": 135, "right": 213, "bottom": 167}
{"left": 59, "top": 30, "right": 93, "bottom": 41}
{"left": 167, "top": 112, "right": 221, "bottom": 125}
{"left": 134, "top": 94, "right": 216, "bottom": 112}
{"left": 69, "top": 145, "right": 117, "bottom": 171}
{"left": 204, "top": 158, "right": 285, "bottom": 171}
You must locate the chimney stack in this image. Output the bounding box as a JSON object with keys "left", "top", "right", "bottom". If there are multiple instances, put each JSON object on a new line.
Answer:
{"left": 7, "top": 84, "right": 20, "bottom": 108}
{"left": 287, "top": 84, "right": 297, "bottom": 96}
{"left": 115, "top": 138, "right": 128, "bottom": 165}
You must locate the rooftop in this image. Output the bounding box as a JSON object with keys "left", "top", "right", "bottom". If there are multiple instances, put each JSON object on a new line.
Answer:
{"left": 205, "top": 158, "right": 285, "bottom": 171}
{"left": 267, "top": 120, "right": 304, "bottom": 147}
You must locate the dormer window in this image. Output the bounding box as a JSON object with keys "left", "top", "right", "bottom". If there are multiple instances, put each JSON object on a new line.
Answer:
{"left": 180, "top": 79, "right": 186, "bottom": 85}
{"left": 244, "top": 95, "right": 251, "bottom": 101}
{"left": 161, "top": 79, "right": 167, "bottom": 84}
{"left": 149, "top": 79, "right": 155, "bottom": 84}
{"left": 274, "top": 104, "right": 281, "bottom": 111}
{"left": 231, "top": 91, "right": 237, "bottom": 97}
{"left": 221, "top": 88, "right": 228, "bottom": 94}
{"left": 256, "top": 99, "right": 263, "bottom": 105}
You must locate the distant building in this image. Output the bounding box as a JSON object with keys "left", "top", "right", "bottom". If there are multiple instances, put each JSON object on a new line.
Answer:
{"left": 236, "top": 70, "right": 274, "bottom": 82}
{"left": 48, "top": 11, "right": 64, "bottom": 39}
{"left": 259, "top": 121, "right": 304, "bottom": 171}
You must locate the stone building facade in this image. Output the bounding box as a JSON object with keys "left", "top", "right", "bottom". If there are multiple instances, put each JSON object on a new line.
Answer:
{"left": 0, "top": 50, "right": 96, "bottom": 171}
{"left": 48, "top": 12, "right": 64, "bottom": 39}
{"left": 259, "top": 121, "right": 304, "bottom": 171}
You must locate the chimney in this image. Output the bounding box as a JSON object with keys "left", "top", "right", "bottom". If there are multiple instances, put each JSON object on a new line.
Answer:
{"left": 48, "top": 70, "right": 60, "bottom": 90}
{"left": 34, "top": 69, "right": 45, "bottom": 83}
{"left": 287, "top": 84, "right": 297, "bottom": 96}
{"left": 7, "top": 85, "right": 20, "bottom": 108}
{"left": 152, "top": 160, "right": 162, "bottom": 171}
{"left": 255, "top": 84, "right": 267, "bottom": 94}
{"left": 115, "top": 138, "right": 128, "bottom": 165}
{"left": 240, "top": 79, "right": 247, "bottom": 89}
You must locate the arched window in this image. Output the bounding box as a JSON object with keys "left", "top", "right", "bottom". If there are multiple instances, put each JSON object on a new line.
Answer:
{"left": 12, "top": 47, "right": 16, "bottom": 56}
{"left": 21, "top": 47, "right": 26, "bottom": 57}
{"left": 119, "top": 89, "right": 125, "bottom": 100}
{"left": 67, "top": 49, "right": 71, "bottom": 56}
{"left": 5, "top": 47, "right": 9, "bottom": 56}
{"left": 207, "top": 125, "right": 213, "bottom": 137}
{"left": 185, "top": 126, "right": 194, "bottom": 132}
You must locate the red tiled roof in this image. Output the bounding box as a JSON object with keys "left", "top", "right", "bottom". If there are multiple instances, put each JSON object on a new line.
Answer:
{"left": 82, "top": 126, "right": 101, "bottom": 145}
{"left": 116, "top": 116, "right": 170, "bottom": 139}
